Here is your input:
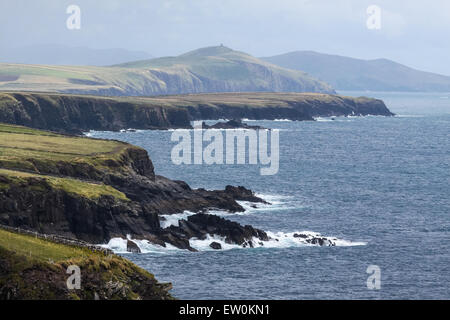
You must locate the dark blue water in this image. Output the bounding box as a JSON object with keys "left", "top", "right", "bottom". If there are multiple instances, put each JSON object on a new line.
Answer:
{"left": 89, "top": 92, "right": 450, "bottom": 299}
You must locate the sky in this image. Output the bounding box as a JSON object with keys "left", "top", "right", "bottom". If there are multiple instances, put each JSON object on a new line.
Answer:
{"left": 1, "top": 0, "right": 450, "bottom": 74}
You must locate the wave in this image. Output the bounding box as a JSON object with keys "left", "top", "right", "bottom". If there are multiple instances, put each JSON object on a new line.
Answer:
{"left": 99, "top": 235, "right": 182, "bottom": 254}
{"left": 160, "top": 211, "right": 196, "bottom": 228}
{"left": 314, "top": 116, "right": 355, "bottom": 122}
{"left": 160, "top": 194, "right": 299, "bottom": 228}
{"left": 237, "top": 193, "right": 299, "bottom": 213}
{"left": 99, "top": 193, "right": 365, "bottom": 254}
{"left": 394, "top": 114, "right": 425, "bottom": 118}
{"left": 100, "top": 230, "right": 366, "bottom": 254}
{"left": 240, "top": 119, "right": 293, "bottom": 122}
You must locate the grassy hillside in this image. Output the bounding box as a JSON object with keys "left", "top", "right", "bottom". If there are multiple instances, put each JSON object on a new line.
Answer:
{"left": 0, "top": 46, "right": 334, "bottom": 95}
{"left": 0, "top": 169, "right": 128, "bottom": 201}
{"left": 0, "top": 122, "right": 152, "bottom": 183}
{"left": 263, "top": 51, "right": 450, "bottom": 92}
{"left": 0, "top": 228, "right": 173, "bottom": 300}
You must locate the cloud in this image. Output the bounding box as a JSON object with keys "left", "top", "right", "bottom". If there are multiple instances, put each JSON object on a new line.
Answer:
{"left": 0, "top": 0, "right": 449, "bottom": 74}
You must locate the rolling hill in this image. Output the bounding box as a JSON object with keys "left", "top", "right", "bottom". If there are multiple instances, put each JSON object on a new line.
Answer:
{"left": 0, "top": 46, "right": 334, "bottom": 96}
{"left": 263, "top": 51, "right": 450, "bottom": 92}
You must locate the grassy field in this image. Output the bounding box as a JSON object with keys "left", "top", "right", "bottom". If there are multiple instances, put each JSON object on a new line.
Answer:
{"left": 0, "top": 123, "right": 140, "bottom": 200}
{"left": 0, "top": 90, "right": 362, "bottom": 110}
{"left": 0, "top": 168, "right": 128, "bottom": 200}
{"left": 0, "top": 123, "right": 140, "bottom": 178}
{"left": 0, "top": 228, "right": 94, "bottom": 262}
{"left": 0, "top": 228, "right": 173, "bottom": 300}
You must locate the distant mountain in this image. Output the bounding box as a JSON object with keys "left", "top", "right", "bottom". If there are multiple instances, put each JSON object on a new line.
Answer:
{"left": 263, "top": 51, "right": 450, "bottom": 92}
{"left": 0, "top": 44, "right": 152, "bottom": 66}
{"left": 0, "top": 46, "right": 335, "bottom": 95}
{"left": 112, "top": 46, "right": 335, "bottom": 94}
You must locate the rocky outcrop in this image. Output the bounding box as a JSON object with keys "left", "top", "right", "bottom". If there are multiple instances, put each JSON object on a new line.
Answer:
{"left": 127, "top": 240, "right": 141, "bottom": 253}
{"left": 0, "top": 168, "right": 267, "bottom": 249}
{"left": 0, "top": 92, "right": 191, "bottom": 134}
{"left": 0, "top": 92, "right": 394, "bottom": 134}
{"left": 202, "top": 119, "right": 265, "bottom": 130}
{"left": 209, "top": 242, "right": 222, "bottom": 250}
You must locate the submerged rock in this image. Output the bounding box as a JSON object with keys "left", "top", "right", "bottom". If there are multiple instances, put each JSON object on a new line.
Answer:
{"left": 202, "top": 119, "right": 265, "bottom": 130}
{"left": 293, "top": 233, "right": 336, "bottom": 246}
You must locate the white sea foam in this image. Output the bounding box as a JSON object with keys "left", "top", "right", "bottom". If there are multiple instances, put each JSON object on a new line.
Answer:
{"left": 394, "top": 114, "right": 425, "bottom": 118}
{"left": 241, "top": 118, "right": 292, "bottom": 122}
{"left": 100, "top": 230, "right": 366, "bottom": 254}
{"left": 314, "top": 116, "right": 355, "bottom": 122}
{"left": 201, "top": 231, "right": 367, "bottom": 250}
{"left": 100, "top": 193, "right": 365, "bottom": 254}
{"left": 99, "top": 236, "right": 181, "bottom": 254}
{"left": 159, "top": 211, "right": 196, "bottom": 228}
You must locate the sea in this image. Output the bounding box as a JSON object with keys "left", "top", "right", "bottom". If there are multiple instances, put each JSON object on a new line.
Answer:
{"left": 87, "top": 91, "right": 450, "bottom": 299}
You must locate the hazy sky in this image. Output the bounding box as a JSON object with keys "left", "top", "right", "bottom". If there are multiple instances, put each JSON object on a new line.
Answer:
{"left": 1, "top": 0, "right": 450, "bottom": 74}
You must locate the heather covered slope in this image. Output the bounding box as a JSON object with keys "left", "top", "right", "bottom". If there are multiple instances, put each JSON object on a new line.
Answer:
{"left": 0, "top": 91, "right": 393, "bottom": 134}
{"left": 263, "top": 51, "right": 450, "bottom": 92}
{"left": 0, "top": 46, "right": 334, "bottom": 95}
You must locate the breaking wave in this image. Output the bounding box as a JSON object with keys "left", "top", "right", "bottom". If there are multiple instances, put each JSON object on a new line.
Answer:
{"left": 100, "top": 230, "right": 366, "bottom": 254}
{"left": 100, "top": 193, "right": 366, "bottom": 254}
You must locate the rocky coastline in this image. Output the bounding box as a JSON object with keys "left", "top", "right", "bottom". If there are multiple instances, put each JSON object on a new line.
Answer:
{"left": 0, "top": 92, "right": 394, "bottom": 134}
{"left": 0, "top": 123, "right": 338, "bottom": 252}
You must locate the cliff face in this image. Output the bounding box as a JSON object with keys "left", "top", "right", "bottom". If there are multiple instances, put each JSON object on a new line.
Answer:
{"left": 0, "top": 46, "right": 335, "bottom": 96}
{"left": 0, "top": 124, "right": 269, "bottom": 251}
{"left": 0, "top": 92, "right": 394, "bottom": 134}
{"left": 0, "top": 92, "right": 191, "bottom": 134}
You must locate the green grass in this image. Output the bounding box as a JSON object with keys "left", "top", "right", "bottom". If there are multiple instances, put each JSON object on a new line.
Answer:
{"left": 0, "top": 46, "right": 334, "bottom": 95}
{"left": 0, "top": 169, "right": 128, "bottom": 200}
{"left": 0, "top": 228, "right": 94, "bottom": 262}
{"left": 0, "top": 122, "right": 141, "bottom": 178}
{"left": 0, "top": 123, "right": 137, "bottom": 200}
{"left": 0, "top": 229, "right": 173, "bottom": 300}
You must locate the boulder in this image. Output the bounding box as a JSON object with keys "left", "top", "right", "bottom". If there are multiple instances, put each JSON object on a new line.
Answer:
{"left": 209, "top": 242, "right": 222, "bottom": 250}
{"left": 126, "top": 240, "right": 141, "bottom": 253}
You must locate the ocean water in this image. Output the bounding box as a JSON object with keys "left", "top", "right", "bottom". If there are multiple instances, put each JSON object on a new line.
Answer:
{"left": 88, "top": 92, "right": 450, "bottom": 299}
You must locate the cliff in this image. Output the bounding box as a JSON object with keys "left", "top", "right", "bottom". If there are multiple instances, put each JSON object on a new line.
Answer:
{"left": 0, "top": 46, "right": 334, "bottom": 96}
{"left": 0, "top": 92, "right": 394, "bottom": 134}
{"left": 0, "top": 227, "right": 173, "bottom": 300}
{"left": 0, "top": 123, "right": 270, "bottom": 251}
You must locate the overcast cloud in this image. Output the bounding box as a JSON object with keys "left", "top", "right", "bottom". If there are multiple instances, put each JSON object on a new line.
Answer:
{"left": 0, "top": 0, "right": 449, "bottom": 74}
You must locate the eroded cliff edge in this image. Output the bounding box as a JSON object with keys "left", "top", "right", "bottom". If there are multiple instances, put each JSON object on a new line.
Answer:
{"left": 0, "top": 124, "right": 271, "bottom": 251}
{"left": 0, "top": 92, "right": 394, "bottom": 134}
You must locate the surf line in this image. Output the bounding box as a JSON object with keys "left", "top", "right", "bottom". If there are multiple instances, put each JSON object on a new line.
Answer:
{"left": 170, "top": 121, "right": 280, "bottom": 175}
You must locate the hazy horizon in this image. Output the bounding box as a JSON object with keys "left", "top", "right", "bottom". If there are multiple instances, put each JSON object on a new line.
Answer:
{"left": 1, "top": 0, "right": 449, "bottom": 75}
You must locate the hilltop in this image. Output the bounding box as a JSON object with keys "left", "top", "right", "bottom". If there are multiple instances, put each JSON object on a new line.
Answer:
{"left": 263, "top": 51, "right": 450, "bottom": 92}
{"left": 0, "top": 46, "right": 334, "bottom": 96}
